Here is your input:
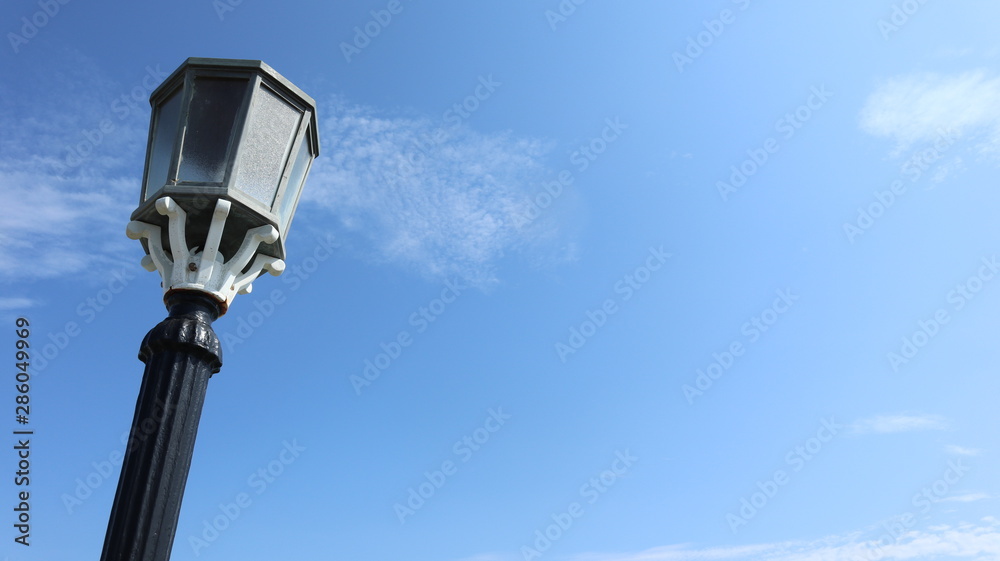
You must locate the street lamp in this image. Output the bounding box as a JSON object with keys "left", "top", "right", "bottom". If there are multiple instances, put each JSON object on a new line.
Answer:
{"left": 100, "top": 58, "right": 319, "bottom": 561}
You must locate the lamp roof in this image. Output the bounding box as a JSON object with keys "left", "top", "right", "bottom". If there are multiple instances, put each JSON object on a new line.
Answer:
{"left": 149, "top": 57, "right": 320, "bottom": 154}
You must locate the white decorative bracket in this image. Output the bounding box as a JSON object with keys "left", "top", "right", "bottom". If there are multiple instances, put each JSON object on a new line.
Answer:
{"left": 127, "top": 196, "right": 285, "bottom": 313}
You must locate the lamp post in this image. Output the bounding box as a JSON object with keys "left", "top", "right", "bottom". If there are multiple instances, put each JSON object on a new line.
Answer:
{"left": 100, "top": 58, "right": 319, "bottom": 561}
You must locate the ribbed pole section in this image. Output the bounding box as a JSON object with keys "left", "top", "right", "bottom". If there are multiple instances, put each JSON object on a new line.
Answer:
{"left": 100, "top": 291, "right": 223, "bottom": 561}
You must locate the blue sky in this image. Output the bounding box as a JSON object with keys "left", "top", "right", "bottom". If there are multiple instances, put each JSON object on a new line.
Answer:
{"left": 2, "top": 1, "right": 1000, "bottom": 560}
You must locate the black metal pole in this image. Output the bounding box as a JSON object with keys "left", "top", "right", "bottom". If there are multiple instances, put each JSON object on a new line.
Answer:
{"left": 100, "top": 290, "right": 223, "bottom": 561}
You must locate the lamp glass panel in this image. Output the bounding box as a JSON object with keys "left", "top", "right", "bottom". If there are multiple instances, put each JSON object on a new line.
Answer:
{"left": 177, "top": 77, "right": 247, "bottom": 183}
{"left": 143, "top": 88, "right": 182, "bottom": 200}
{"left": 234, "top": 85, "right": 302, "bottom": 207}
{"left": 277, "top": 136, "right": 313, "bottom": 233}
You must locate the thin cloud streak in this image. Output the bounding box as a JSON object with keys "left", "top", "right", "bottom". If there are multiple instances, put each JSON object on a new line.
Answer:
{"left": 850, "top": 414, "right": 950, "bottom": 434}
{"left": 940, "top": 493, "right": 992, "bottom": 503}
{"left": 945, "top": 445, "right": 982, "bottom": 457}
{"left": 0, "top": 297, "right": 36, "bottom": 311}
{"left": 566, "top": 519, "right": 1000, "bottom": 561}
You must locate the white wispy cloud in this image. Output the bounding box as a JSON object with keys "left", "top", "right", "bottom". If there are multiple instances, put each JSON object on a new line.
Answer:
{"left": 0, "top": 171, "right": 136, "bottom": 280}
{"left": 945, "top": 445, "right": 982, "bottom": 457}
{"left": 0, "top": 50, "right": 153, "bottom": 284}
{"left": 563, "top": 519, "right": 1000, "bottom": 561}
{"left": 0, "top": 297, "right": 36, "bottom": 311}
{"left": 860, "top": 70, "right": 1000, "bottom": 156}
{"left": 850, "top": 414, "right": 950, "bottom": 434}
{"left": 926, "top": 156, "right": 965, "bottom": 189}
{"left": 303, "top": 96, "right": 567, "bottom": 288}
{"left": 941, "top": 493, "right": 992, "bottom": 503}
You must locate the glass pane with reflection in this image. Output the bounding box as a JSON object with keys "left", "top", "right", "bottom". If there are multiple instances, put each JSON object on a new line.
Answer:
{"left": 143, "top": 88, "right": 182, "bottom": 200}
{"left": 177, "top": 77, "right": 247, "bottom": 184}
